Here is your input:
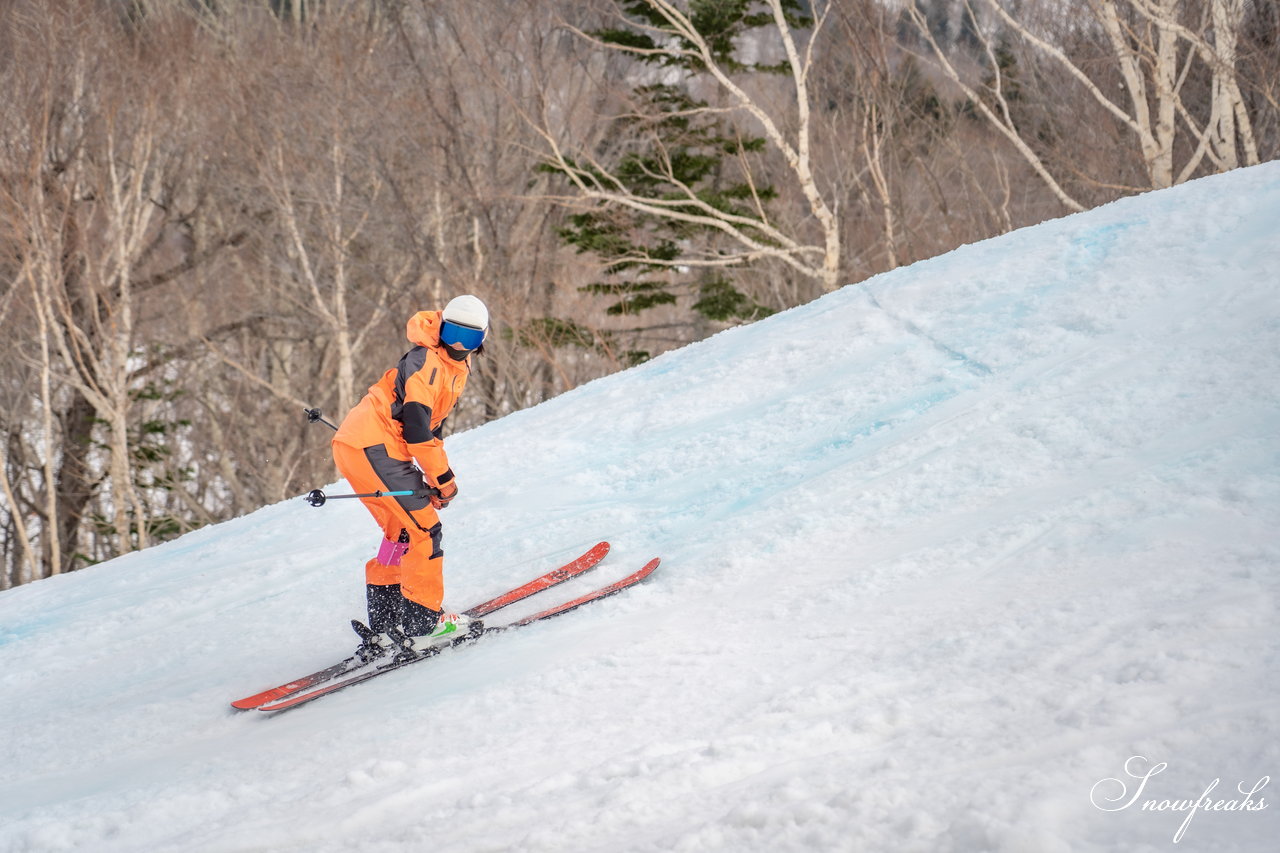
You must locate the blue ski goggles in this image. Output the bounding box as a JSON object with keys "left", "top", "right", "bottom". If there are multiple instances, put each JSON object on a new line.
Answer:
{"left": 440, "top": 320, "right": 486, "bottom": 351}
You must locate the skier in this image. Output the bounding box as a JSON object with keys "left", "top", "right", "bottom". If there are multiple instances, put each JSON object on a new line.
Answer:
{"left": 331, "top": 294, "right": 489, "bottom": 659}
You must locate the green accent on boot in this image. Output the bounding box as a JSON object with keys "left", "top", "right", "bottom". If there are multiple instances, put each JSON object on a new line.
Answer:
{"left": 429, "top": 621, "right": 458, "bottom": 639}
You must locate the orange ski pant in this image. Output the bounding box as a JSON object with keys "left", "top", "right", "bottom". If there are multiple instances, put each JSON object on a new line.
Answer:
{"left": 332, "top": 439, "right": 445, "bottom": 612}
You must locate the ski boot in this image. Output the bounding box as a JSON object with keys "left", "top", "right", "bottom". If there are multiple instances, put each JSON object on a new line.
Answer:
{"left": 389, "top": 605, "right": 484, "bottom": 661}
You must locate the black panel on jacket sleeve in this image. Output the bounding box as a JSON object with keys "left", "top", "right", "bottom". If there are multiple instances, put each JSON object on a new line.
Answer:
{"left": 399, "top": 402, "right": 435, "bottom": 444}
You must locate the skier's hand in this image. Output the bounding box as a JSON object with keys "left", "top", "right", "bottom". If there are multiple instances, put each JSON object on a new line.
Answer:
{"left": 431, "top": 479, "right": 457, "bottom": 510}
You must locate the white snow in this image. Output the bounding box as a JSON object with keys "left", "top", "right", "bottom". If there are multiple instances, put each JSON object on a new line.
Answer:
{"left": 3, "top": 162, "right": 1279, "bottom": 853}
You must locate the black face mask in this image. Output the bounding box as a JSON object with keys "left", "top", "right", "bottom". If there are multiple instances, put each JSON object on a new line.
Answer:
{"left": 443, "top": 343, "right": 472, "bottom": 361}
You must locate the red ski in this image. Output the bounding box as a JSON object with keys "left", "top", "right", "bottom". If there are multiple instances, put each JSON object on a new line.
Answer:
{"left": 255, "top": 556, "right": 660, "bottom": 714}
{"left": 506, "top": 557, "right": 661, "bottom": 627}
{"left": 463, "top": 542, "right": 611, "bottom": 618}
{"left": 231, "top": 542, "right": 610, "bottom": 710}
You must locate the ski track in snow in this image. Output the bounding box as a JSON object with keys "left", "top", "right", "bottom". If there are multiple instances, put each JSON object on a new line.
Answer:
{"left": 1, "top": 163, "right": 1279, "bottom": 852}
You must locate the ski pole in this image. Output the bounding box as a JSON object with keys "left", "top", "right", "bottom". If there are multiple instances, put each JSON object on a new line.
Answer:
{"left": 305, "top": 487, "right": 439, "bottom": 507}
{"left": 304, "top": 407, "right": 339, "bottom": 431}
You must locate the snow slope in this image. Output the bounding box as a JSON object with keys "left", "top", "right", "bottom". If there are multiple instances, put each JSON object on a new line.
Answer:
{"left": 2, "top": 163, "right": 1279, "bottom": 853}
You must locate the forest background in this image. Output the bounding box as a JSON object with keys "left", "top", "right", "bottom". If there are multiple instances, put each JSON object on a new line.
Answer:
{"left": 1, "top": 0, "right": 1276, "bottom": 588}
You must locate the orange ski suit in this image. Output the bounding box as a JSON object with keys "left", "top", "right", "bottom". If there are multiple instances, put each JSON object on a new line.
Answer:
{"left": 332, "top": 310, "right": 470, "bottom": 612}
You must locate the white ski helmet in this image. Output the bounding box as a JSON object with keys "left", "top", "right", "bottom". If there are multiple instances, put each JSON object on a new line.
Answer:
{"left": 440, "top": 294, "right": 489, "bottom": 350}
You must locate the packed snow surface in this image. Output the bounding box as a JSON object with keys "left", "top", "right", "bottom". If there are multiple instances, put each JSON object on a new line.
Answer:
{"left": 3, "top": 163, "right": 1279, "bottom": 853}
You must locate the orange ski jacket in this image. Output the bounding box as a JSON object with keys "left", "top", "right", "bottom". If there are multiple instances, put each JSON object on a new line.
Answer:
{"left": 334, "top": 310, "right": 470, "bottom": 487}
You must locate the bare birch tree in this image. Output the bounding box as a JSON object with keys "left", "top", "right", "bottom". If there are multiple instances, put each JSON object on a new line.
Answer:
{"left": 908, "top": 0, "right": 1267, "bottom": 207}
{"left": 531, "top": 0, "right": 845, "bottom": 294}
